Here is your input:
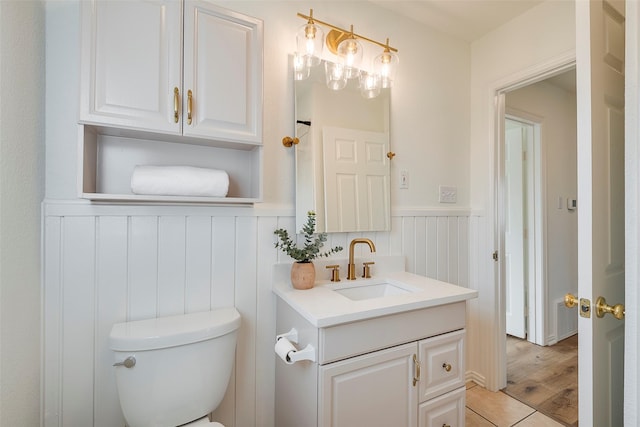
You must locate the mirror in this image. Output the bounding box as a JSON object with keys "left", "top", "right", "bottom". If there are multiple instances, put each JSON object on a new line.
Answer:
{"left": 294, "top": 59, "right": 391, "bottom": 233}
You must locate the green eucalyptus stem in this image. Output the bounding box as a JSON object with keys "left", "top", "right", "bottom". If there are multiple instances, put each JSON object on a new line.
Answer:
{"left": 274, "top": 211, "right": 343, "bottom": 262}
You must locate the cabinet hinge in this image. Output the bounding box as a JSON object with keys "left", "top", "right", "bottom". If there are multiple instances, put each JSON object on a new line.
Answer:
{"left": 492, "top": 251, "right": 499, "bottom": 262}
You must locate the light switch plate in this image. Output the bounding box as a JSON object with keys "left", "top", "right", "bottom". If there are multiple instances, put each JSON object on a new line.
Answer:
{"left": 399, "top": 170, "right": 409, "bottom": 189}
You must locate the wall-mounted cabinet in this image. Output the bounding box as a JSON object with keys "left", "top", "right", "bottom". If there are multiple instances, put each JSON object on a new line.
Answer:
{"left": 78, "top": 0, "right": 263, "bottom": 204}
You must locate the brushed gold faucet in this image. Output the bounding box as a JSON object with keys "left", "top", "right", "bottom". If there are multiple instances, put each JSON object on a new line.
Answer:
{"left": 347, "top": 238, "right": 376, "bottom": 280}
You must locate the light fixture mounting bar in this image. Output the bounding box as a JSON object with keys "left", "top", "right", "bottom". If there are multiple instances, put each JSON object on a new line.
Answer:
{"left": 297, "top": 11, "right": 398, "bottom": 53}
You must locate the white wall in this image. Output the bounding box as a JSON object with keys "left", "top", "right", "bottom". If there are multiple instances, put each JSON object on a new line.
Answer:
{"left": 45, "top": 1, "right": 471, "bottom": 209}
{"left": 468, "top": 0, "right": 576, "bottom": 390}
{"left": 43, "top": 1, "right": 473, "bottom": 426}
{"left": 506, "top": 78, "right": 578, "bottom": 342}
{"left": 42, "top": 205, "right": 471, "bottom": 426}
{"left": 0, "top": 1, "right": 45, "bottom": 426}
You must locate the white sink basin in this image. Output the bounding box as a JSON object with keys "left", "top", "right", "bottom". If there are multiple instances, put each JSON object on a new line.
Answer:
{"left": 334, "top": 282, "right": 416, "bottom": 301}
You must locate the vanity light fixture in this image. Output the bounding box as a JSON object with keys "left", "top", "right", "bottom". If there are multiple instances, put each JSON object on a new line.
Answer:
{"left": 294, "top": 9, "right": 399, "bottom": 97}
{"left": 373, "top": 39, "right": 399, "bottom": 89}
{"left": 296, "top": 9, "right": 324, "bottom": 67}
{"left": 336, "top": 25, "right": 363, "bottom": 79}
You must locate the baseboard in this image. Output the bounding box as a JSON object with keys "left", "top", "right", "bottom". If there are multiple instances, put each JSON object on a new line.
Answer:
{"left": 465, "top": 370, "right": 486, "bottom": 388}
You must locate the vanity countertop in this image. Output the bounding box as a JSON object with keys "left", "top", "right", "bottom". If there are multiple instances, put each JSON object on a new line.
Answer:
{"left": 273, "top": 260, "right": 478, "bottom": 327}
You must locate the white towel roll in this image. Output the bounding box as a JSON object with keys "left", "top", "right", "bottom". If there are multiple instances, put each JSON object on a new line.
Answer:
{"left": 131, "top": 165, "right": 229, "bottom": 197}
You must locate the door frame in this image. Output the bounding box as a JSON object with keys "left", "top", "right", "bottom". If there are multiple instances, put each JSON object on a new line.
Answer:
{"left": 503, "top": 113, "right": 544, "bottom": 345}
{"left": 491, "top": 52, "right": 576, "bottom": 390}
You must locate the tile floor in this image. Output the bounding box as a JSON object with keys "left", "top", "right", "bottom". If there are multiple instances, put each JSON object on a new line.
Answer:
{"left": 466, "top": 382, "right": 565, "bottom": 427}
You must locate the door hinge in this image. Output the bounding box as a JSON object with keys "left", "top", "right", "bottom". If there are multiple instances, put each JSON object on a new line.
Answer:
{"left": 492, "top": 251, "right": 499, "bottom": 262}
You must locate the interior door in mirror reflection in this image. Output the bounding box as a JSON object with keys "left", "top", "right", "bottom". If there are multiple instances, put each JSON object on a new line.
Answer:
{"left": 323, "top": 126, "right": 390, "bottom": 233}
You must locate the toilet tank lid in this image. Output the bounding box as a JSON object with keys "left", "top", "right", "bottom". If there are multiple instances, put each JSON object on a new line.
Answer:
{"left": 109, "top": 307, "right": 241, "bottom": 351}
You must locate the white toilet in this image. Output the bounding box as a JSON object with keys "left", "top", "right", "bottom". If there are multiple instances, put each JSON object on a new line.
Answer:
{"left": 109, "top": 307, "right": 241, "bottom": 427}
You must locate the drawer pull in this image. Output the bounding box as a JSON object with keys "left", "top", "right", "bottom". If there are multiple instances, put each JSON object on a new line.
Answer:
{"left": 442, "top": 362, "right": 452, "bottom": 372}
{"left": 173, "top": 87, "right": 180, "bottom": 123}
{"left": 442, "top": 424, "right": 451, "bottom": 427}
{"left": 413, "top": 354, "right": 420, "bottom": 387}
{"left": 187, "top": 89, "right": 193, "bottom": 125}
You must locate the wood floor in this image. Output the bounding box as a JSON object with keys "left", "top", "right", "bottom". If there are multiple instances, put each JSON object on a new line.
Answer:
{"left": 503, "top": 335, "right": 578, "bottom": 427}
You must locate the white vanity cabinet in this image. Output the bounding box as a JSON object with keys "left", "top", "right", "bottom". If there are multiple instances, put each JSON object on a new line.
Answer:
{"left": 275, "top": 297, "right": 468, "bottom": 427}
{"left": 78, "top": 0, "right": 263, "bottom": 203}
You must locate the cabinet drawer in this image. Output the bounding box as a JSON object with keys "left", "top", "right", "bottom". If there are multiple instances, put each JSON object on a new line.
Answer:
{"left": 419, "top": 330, "right": 465, "bottom": 402}
{"left": 418, "top": 386, "right": 465, "bottom": 427}
{"left": 319, "top": 302, "right": 466, "bottom": 364}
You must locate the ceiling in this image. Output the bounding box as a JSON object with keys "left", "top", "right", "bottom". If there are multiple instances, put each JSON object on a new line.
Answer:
{"left": 369, "top": 0, "right": 546, "bottom": 42}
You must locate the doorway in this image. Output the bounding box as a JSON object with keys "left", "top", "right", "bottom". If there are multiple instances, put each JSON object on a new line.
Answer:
{"left": 498, "top": 67, "right": 579, "bottom": 423}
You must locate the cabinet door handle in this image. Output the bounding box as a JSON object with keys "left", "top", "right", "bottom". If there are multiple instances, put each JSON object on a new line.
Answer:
{"left": 173, "top": 87, "right": 180, "bottom": 123}
{"left": 442, "top": 362, "right": 452, "bottom": 372}
{"left": 413, "top": 354, "right": 420, "bottom": 386}
{"left": 187, "top": 89, "right": 193, "bottom": 125}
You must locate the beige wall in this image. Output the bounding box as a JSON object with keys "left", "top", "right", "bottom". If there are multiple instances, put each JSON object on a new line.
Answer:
{"left": 0, "top": 1, "right": 45, "bottom": 425}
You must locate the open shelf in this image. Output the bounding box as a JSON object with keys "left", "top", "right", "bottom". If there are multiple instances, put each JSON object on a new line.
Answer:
{"left": 78, "top": 125, "right": 263, "bottom": 205}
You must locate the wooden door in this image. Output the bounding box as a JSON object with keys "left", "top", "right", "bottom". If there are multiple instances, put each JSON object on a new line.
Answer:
{"left": 182, "top": 1, "right": 263, "bottom": 143}
{"left": 322, "top": 126, "right": 390, "bottom": 233}
{"left": 319, "top": 342, "right": 418, "bottom": 427}
{"left": 79, "top": 0, "right": 182, "bottom": 134}
{"left": 575, "top": 0, "right": 625, "bottom": 425}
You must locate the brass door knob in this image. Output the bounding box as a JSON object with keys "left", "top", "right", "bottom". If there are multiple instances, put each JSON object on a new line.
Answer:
{"left": 282, "top": 136, "right": 299, "bottom": 147}
{"left": 564, "top": 293, "right": 578, "bottom": 308}
{"left": 442, "top": 363, "right": 452, "bottom": 372}
{"left": 595, "top": 296, "right": 625, "bottom": 320}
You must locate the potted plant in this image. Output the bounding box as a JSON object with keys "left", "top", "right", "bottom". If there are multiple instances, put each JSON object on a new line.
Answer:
{"left": 274, "top": 211, "right": 343, "bottom": 289}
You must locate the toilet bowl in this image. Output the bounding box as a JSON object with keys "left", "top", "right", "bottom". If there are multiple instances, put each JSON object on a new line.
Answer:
{"left": 109, "top": 307, "right": 241, "bottom": 427}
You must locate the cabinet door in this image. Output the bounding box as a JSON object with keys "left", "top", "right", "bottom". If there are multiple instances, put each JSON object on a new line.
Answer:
{"left": 418, "top": 387, "right": 465, "bottom": 427}
{"left": 183, "top": 1, "right": 263, "bottom": 143}
{"left": 418, "top": 330, "right": 465, "bottom": 402}
{"left": 319, "top": 342, "right": 418, "bottom": 427}
{"left": 79, "top": 0, "right": 182, "bottom": 134}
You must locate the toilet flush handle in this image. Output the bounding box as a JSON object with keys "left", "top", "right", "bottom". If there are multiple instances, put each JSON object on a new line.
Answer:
{"left": 113, "top": 356, "right": 136, "bottom": 368}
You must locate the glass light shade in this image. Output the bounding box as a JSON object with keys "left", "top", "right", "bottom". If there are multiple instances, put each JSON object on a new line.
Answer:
{"left": 373, "top": 49, "right": 399, "bottom": 88}
{"left": 296, "top": 21, "right": 324, "bottom": 67}
{"left": 324, "top": 61, "right": 347, "bottom": 91}
{"left": 359, "top": 72, "right": 381, "bottom": 99}
{"left": 293, "top": 52, "right": 310, "bottom": 81}
{"left": 337, "top": 37, "right": 363, "bottom": 79}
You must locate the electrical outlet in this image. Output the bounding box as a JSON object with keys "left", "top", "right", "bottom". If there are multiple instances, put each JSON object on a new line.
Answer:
{"left": 400, "top": 170, "right": 409, "bottom": 189}
{"left": 439, "top": 185, "right": 457, "bottom": 203}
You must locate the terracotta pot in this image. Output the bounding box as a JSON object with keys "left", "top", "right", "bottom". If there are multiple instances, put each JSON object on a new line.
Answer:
{"left": 290, "top": 262, "right": 315, "bottom": 290}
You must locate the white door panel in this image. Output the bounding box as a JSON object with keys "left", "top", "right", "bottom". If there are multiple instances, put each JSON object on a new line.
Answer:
{"left": 505, "top": 125, "right": 527, "bottom": 339}
{"left": 576, "top": 0, "right": 625, "bottom": 425}
{"left": 323, "top": 126, "right": 390, "bottom": 233}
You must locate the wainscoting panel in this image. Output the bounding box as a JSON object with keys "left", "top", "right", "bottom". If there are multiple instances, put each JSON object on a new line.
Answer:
{"left": 41, "top": 203, "right": 472, "bottom": 427}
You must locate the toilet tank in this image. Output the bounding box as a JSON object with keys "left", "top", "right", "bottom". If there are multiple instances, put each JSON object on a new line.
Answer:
{"left": 109, "top": 308, "right": 241, "bottom": 427}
